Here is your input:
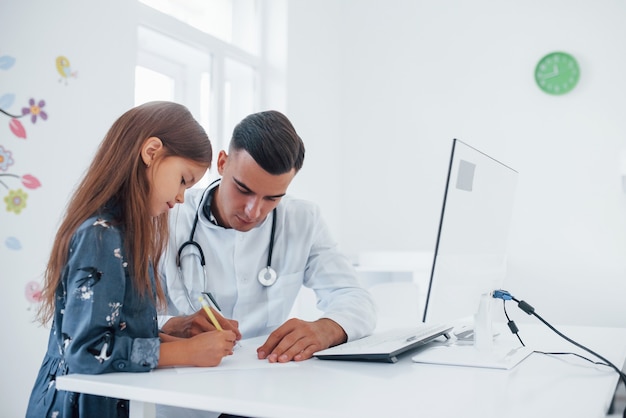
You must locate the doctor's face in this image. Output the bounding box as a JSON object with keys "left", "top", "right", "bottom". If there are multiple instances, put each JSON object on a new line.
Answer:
{"left": 214, "top": 149, "right": 295, "bottom": 231}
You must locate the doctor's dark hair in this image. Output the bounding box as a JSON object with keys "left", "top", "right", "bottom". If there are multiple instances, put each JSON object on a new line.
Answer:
{"left": 37, "top": 101, "right": 212, "bottom": 324}
{"left": 229, "top": 110, "right": 305, "bottom": 175}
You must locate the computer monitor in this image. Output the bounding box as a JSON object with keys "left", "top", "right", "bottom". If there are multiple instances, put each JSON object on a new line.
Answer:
{"left": 422, "top": 138, "right": 518, "bottom": 325}
{"left": 414, "top": 139, "right": 532, "bottom": 369}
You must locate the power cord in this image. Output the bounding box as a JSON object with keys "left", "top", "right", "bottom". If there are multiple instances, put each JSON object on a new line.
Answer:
{"left": 493, "top": 289, "right": 626, "bottom": 418}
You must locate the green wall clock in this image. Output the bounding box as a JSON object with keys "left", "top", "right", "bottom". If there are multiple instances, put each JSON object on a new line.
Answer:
{"left": 534, "top": 51, "right": 580, "bottom": 95}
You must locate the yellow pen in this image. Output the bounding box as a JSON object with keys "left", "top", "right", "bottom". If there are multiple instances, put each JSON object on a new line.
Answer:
{"left": 198, "top": 296, "right": 223, "bottom": 331}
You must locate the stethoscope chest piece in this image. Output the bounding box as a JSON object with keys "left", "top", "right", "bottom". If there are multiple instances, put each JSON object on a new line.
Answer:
{"left": 258, "top": 266, "right": 278, "bottom": 287}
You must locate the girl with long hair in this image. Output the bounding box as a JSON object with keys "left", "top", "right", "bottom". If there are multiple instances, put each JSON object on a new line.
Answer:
{"left": 26, "top": 101, "right": 236, "bottom": 418}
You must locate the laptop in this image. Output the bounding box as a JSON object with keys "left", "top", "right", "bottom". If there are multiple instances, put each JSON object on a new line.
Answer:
{"left": 313, "top": 322, "right": 453, "bottom": 363}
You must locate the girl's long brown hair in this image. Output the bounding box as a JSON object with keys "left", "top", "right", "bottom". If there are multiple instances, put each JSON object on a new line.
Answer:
{"left": 36, "top": 101, "right": 212, "bottom": 325}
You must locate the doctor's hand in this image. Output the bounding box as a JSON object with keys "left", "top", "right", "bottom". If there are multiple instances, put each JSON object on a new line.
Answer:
{"left": 257, "top": 318, "right": 347, "bottom": 363}
{"left": 161, "top": 309, "right": 241, "bottom": 340}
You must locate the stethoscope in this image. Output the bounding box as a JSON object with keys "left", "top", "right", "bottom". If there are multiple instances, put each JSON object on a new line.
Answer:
{"left": 176, "top": 182, "right": 278, "bottom": 310}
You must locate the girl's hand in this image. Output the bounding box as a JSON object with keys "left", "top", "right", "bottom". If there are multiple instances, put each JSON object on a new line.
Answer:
{"left": 186, "top": 330, "right": 237, "bottom": 367}
{"left": 159, "top": 332, "right": 183, "bottom": 343}
{"left": 159, "top": 330, "right": 236, "bottom": 367}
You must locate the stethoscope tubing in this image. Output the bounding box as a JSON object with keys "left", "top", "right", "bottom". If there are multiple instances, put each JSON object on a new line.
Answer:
{"left": 176, "top": 181, "right": 279, "bottom": 313}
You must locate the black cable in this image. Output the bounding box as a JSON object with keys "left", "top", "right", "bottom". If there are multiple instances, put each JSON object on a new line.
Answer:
{"left": 533, "top": 350, "right": 610, "bottom": 367}
{"left": 497, "top": 292, "right": 626, "bottom": 418}
{"left": 511, "top": 296, "right": 626, "bottom": 385}
{"left": 501, "top": 300, "right": 525, "bottom": 347}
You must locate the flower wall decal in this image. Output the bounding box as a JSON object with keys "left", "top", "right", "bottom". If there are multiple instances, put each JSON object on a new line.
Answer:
{"left": 0, "top": 145, "right": 14, "bottom": 170}
{"left": 0, "top": 144, "right": 43, "bottom": 195}
{"left": 0, "top": 55, "right": 16, "bottom": 70}
{"left": 1, "top": 96, "right": 48, "bottom": 138}
{"left": 0, "top": 58, "right": 37, "bottom": 141}
{"left": 9, "top": 118, "right": 26, "bottom": 138}
{"left": 4, "top": 189, "right": 28, "bottom": 214}
{"left": 5, "top": 236, "right": 22, "bottom": 250}
{"left": 1, "top": 53, "right": 49, "bottom": 308}
{"left": 0, "top": 64, "right": 45, "bottom": 215}
{"left": 0, "top": 94, "right": 27, "bottom": 139}
{"left": 21, "top": 98, "right": 48, "bottom": 124}
{"left": 0, "top": 170, "right": 41, "bottom": 214}
{"left": 25, "top": 281, "right": 43, "bottom": 310}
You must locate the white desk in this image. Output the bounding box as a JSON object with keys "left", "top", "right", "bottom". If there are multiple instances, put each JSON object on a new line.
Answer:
{"left": 57, "top": 324, "right": 626, "bottom": 418}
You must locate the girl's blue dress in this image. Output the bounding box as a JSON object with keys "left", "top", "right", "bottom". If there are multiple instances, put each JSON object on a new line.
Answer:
{"left": 26, "top": 212, "right": 160, "bottom": 418}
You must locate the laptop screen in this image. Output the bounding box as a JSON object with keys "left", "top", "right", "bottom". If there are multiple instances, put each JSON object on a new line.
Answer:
{"left": 422, "top": 138, "right": 518, "bottom": 324}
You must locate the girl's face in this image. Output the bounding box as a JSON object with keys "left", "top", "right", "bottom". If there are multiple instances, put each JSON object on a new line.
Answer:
{"left": 146, "top": 156, "right": 208, "bottom": 217}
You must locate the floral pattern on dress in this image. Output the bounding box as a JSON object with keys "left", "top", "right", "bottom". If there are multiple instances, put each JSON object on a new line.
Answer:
{"left": 26, "top": 210, "right": 160, "bottom": 418}
{"left": 106, "top": 302, "right": 122, "bottom": 327}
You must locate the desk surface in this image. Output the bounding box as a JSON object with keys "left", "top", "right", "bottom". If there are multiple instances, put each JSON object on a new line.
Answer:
{"left": 57, "top": 324, "right": 626, "bottom": 418}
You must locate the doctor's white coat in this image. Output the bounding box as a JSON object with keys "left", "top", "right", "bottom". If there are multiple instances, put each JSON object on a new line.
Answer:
{"left": 158, "top": 182, "right": 377, "bottom": 341}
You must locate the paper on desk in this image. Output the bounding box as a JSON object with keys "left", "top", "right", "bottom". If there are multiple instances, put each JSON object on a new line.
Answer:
{"left": 174, "top": 337, "right": 298, "bottom": 374}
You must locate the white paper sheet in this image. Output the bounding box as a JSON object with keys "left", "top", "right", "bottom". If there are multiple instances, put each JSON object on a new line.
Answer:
{"left": 173, "top": 335, "right": 298, "bottom": 373}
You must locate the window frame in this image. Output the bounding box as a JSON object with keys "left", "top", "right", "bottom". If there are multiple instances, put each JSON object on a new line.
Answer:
{"left": 135, "top": 1, "right": 272, "bottom": 154}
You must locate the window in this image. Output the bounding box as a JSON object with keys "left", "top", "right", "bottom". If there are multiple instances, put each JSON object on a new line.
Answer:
{"left": 134, "top": 0, "right": 286, "bottom": 186}
{"left": 134, "top": 66, "right": 175, "bottom": 104}
{"left": 137, "top": 0, "right": 260, "bottom": 54}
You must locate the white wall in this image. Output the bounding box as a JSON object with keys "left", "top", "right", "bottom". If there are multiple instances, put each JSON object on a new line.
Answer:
{"left": 287, "top": 1, "right": 626, "bottom": 328}
{"left": 0, "top": 1, "right": 136, "bottom": 415}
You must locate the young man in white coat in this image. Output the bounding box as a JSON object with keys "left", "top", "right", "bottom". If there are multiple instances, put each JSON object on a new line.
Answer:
{"left": 157, "top": 110, "right": 376, "bottom": 417}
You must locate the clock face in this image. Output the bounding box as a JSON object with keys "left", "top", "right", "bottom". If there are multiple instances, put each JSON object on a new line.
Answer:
{"left": 534, "top": 52, "right": 580, "bottom": 95}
